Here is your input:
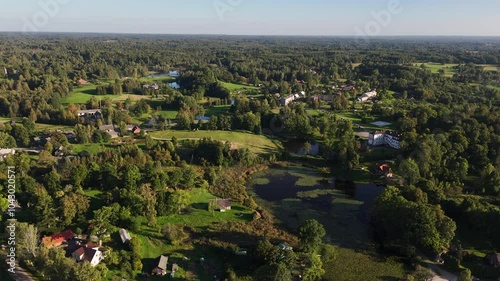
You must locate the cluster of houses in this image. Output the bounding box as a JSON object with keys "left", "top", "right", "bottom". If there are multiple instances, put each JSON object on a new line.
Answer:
{"left": 368, "top": 131, "right": 402, "bottom": 150}
{"left": 280, "top": 91, "right": 306, "bottom": 106}
{"left": 42, "top": 230, "right": 104, "bottom": 267}
{"left": 151, "top": 255, "right": 180, "bottom": 278}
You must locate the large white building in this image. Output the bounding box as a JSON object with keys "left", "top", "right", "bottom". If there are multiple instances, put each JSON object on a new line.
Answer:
{"left": 357, "top": 90, "right": 378, "bottom": 102}
{"left": 368, "top": 131, "right": 401, "bottom": 150}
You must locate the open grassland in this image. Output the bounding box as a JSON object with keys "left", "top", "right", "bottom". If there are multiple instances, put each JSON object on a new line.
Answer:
{"left": 220, "top": 81, "right": 259, "bottom": 92}
{"left": 71, "top": 143, "right": 111, "bottom": 154}
{"left": 413, "top": 62, "right": 458, "bottom": 77}
{"left": 150, "top": 130, "right": 280, "bottom": 155}
{"left": 63, "top": 84, "right": 152, "bottom": 105}
{"left": 205, "top": 105, "right": 231, "bottom": 116}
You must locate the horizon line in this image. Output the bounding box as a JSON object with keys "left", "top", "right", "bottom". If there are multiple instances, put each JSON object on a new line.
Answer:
{"left": 1, "top": 31, "right": 500, "bottom": 38}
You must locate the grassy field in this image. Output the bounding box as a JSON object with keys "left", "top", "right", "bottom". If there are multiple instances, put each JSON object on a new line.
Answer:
{"left": 479, "top": 64, "right": 500, "bottom": 72}
{"left": 150, "top": 130, "right": 280, "bottom": 155}
{"left": 205, "top": 105, "right": 231, "bottom": 116}
{"left": 414, "top": 63, "right": 459, "bottom": 77}
{"left": 63, "top": 84, "right": 118, "bottom": 105}
{"left": 71, "top": 143, "right": 110, "bottom": 154}
{"left": 130, "top": 188, "right": 253, "bottom": 280}
{"left": 248, "top": 165, "right": 407, "bottom": 281}
{"left": 220, "top": 81, "right": 259, "bottom": 93}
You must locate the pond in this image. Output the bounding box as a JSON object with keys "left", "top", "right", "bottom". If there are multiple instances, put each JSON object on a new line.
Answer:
{"left": 169, "top": 82, "right": 180, "bottom": 89}
{"left": 247, "top": 165, "right": 386, "bottom": 229}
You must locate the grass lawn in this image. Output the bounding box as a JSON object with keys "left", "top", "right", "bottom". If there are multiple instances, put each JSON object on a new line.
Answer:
{"left": 220, "top": 81, "right": 259, "bottom": 93}
{"left": 205, "top": 105, "right": 231, "bottom": 116}
{"left": 71, "top": 143, "right": 110, "bottom": 154}
{"left": 150, "top": 130, "right": 280, "bottom": 155}
{"left": 305, "top": 109, "right": 323, "bottom": 117}
{"left": 413, "top": 62, "right": 458, "bottom": 77}
{"left": 63, "top": 84, "right": 118, "bottom": 105}
{"left": 139, "top": 76, "right": 176, "bottom": 84}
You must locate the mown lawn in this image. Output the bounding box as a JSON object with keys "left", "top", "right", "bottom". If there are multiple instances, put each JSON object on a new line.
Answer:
{"left": 71, "top": 143, "right": 109, "bottom": 154}
{"left": 220, "top": 81, "right": 259, "bottom": 92}
{"left": 63, "top": 84, "right": 118, "bottom": 105}
{"left": 205, "top": 105, "right": 231, "bottom": 116}
{"left": 150, "top": 130, "right": 280, "bottom": 155}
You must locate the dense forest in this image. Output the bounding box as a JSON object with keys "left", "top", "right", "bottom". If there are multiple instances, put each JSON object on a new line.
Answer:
{"left": 0, "top": 33, "right": 499, "bottom": 281}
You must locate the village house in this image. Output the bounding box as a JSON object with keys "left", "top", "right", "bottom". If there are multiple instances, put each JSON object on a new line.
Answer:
{"left": 126, "top": 125, "right": 141, "bottom": 135}
{"left": 71, "top": 241, "right": 104, "bottom": 267}
{"left": 77, "top": 78, "right": 89, "bottom": 85}
{"left": 357, "top": 90, "right": 378, "bottom": 102}
{"left": 143, "top": 83, "right": 160, "bottom": 90}
{"left": 280, "top": 91, "right": 306, "bottom": 106}
{"left": 209, "top": 199, "right": 232, "bottom": 212}
{"left": 119, "top": 229, "right": 131, "bottom": 244}
{"left": 152, "top": 255, "right": 168, "bottom": 276}
{"left": 374, "top": 163, "right": 394, "bottom": 178}
{"left": 42, "top": 230, "right": 75, "bottom": 248}
{"left": 311, "top": 94, "right": 334, "bottom": 103}
{"left": 99, "top": 124, "right": 119, "bottom": 139}
{"left": 78, "top": 109, "right": 102, "bottom": 119}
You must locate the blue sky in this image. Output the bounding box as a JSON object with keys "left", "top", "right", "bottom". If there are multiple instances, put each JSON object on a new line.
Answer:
{"left": 0, "top": 0, "right": 499, "bottom": 36}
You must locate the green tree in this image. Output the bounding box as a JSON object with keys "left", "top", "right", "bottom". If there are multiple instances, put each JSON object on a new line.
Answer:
{"left": 11, "top": 124, "right": 30, "bottom": 147}
{"left": 399, "top": 158, "right": 421, "bottom": 185}
{"left": 457, "top": 269, "right": 472, "bottom": 281}
{"left": 123, "top": 164, "right": 141, "bottom": 191}
{"left": 298, "top": 219, "right": 326, "bottom": 252}
{"left": 253, "top": 263, "right": 290, "bottom": 281}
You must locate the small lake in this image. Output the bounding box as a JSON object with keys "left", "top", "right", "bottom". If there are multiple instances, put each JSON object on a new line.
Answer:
{"left": 169, "top": 82, "right": 180, "bottom": 89}
{"left": 248, "top": 166, "right": 386, "bottom": 222}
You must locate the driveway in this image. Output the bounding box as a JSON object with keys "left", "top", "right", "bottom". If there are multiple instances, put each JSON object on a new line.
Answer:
{"left": 5, "top": 261, "right": 35, "bottom": 281}
{"left": 422, "top": 258, "right": 457, "bottom": 281}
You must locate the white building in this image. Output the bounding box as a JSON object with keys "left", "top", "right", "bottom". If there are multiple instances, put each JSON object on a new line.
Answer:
{"left": 384, "top": 132, "right": 401, "bottom": 149}
{"left": 280, "top": 91, "right": 306, "bottom": 106}
{"left": 368, "top": 131, "right": 385, "bottom": 146}
{"left": 71, "top": 243, "right": 104, "bottom": 267}
{"left": 368, "top": 131, "right": 401, "bottom": 150}
{"left": 357, "top": 91, "right": 378, "bottom": 102}
{"left": 78, "top": 109, "right": 102, "bottom": 118}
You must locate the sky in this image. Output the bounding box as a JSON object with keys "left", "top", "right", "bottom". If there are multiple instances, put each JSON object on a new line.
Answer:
{"left": 0, "top": 0, "right": 499, "bottom": 36}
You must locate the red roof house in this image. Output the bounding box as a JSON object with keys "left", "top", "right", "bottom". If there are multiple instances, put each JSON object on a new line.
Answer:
{"left": 42, "top": 230, "right": 75, "bottom": 248}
